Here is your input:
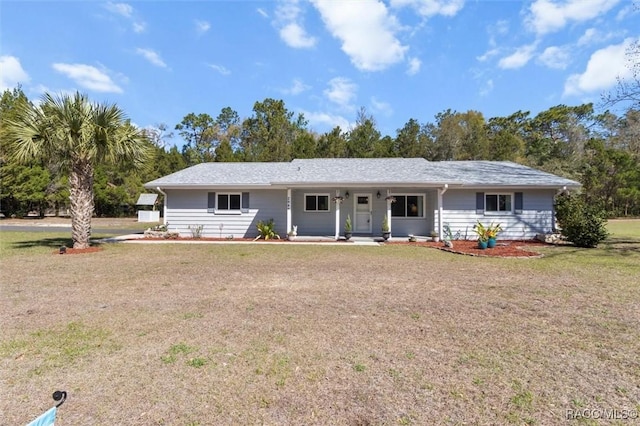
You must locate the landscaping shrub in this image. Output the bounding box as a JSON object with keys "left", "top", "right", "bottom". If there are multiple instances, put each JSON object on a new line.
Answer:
{"left": 255, "top": 218, "right": 280, "bottom": 240}
{"left": 555, "top": 193, "right": 609, "bottom": 248}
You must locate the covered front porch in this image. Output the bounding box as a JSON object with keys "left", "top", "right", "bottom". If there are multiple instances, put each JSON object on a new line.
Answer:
{"left": 284, "top": 186, "right": 450, "bottom": 240}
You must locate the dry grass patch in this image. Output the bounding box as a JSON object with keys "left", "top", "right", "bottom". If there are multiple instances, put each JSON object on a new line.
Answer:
{"left": 1, "top": 233, "right": 639, "bottom": 425}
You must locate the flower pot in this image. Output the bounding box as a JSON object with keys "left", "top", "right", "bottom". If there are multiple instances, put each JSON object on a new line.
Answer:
{"left": 432, "top": 236, "right": 440, "bottom": 243}
{"left": 478, "top": 240, "right": 488, "bottom": 249}
{"left": 345, "top": 232, "right": 352, "bottom": 241}
{"left": 487, "top": 237, "right": 496, "bottom": 248}
{"left": 382, "top": 232, "right": 390, "bottom": 241}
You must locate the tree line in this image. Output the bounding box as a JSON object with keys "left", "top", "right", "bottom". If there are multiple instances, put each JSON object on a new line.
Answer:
{"left": 1, "top": 87, "right": 639, "bottom": 218}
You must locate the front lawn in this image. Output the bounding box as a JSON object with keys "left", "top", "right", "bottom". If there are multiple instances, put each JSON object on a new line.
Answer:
{"left": 1, "top": 225, "right": 639, "bottom": 424}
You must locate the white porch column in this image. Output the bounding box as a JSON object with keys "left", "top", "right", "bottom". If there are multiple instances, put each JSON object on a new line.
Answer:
{"left": 286, "top": 188, "right": 292, "bottom": 234}
{"left": 156, "top": 187, "right": 167, "bottom": 225}
{"left": 334, "top": 189, "right": 340, "bottom": 240}
{"left": 437, "top": 184, "right": 448, "bottom": 239}
{"left": 386, "top": 189, "right": 392, "bottom": 235}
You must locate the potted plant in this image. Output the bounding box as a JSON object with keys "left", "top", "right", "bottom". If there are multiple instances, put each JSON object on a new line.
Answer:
{"left": 473, "top": 221, "right": 489, "bottom": 249}
{"left": 430, "top": 230, "right": 440, "bottom": 243}
{"left": 486, "top": 222, "right": 502, "bottom": 248}
{"left": 344, "top": 215, "right": 352, "bottom": 241}
{"left": 382, "top": 214, "right": 390, "bottom": 240}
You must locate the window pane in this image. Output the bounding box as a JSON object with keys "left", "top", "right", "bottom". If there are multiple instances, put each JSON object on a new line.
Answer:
{"left": 486, "top": 195, "right": 498, "bottom": 211}
{"left": 218, "top": 194, "right": 229, "bottom": 210}
{"left": 318, "top": 196, "right": 329, "bottom": 211}
{"left": 305, "top": 195, "right": 316, "bottom": 211}
{"left": 391, "top": 195, "right": 406, "bottom": 217}
{"left": 230, "top": 194, "right": 241, "bottom": 210}
{"left": 407, "top": 196, "right": 420, "bottom": 217}
{"left": 499, "top": 195, "right": 511, "bottom": 211}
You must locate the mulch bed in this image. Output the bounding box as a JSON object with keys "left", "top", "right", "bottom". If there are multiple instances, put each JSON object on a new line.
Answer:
{"left": 52, "top": 247, "right": 104, "bottom": 255}
{"left": 52, "top": 239, "right": 545, "bottom": 257}
{"left": 387, "top": 239, "right": 546, "bottom": 257}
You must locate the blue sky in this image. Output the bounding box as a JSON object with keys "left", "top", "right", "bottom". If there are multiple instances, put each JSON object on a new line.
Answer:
{"left": 1, "top": 0, "right": 638, "bottom": 147}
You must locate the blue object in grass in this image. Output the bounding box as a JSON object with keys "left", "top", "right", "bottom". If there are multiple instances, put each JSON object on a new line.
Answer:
{"left": 27, "top": 406, "right": 56, "bottom": 426}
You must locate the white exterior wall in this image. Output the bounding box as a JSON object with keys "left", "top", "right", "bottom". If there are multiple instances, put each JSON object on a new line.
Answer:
{"left": 437, "top": 189, "right": 556, "bottom": 240}
{"left": 164, "top": 188, "right": 287, "bottom": 238}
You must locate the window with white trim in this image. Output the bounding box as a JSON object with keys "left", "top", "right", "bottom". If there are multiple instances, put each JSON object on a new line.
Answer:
{"left": 391, "top": 195, "right": 424, "bottom": 218}
{"left": 218, "top": 193, "right": 241, "bottom": 211}
{"left": 304, "top": 194, "right": 330, "bottom": 212}
{"left": 485, "top": 193, "right": 512, "bottom": 212}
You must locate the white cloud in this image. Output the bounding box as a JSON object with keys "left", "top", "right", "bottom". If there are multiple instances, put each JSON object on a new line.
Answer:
{"left": 577, "top": 27, "right": 621, "bottom": 46}
{"left": 132, "top": 21, "right": 147, "bottom": 33}
{"left": 0, "top": 55, "right": 30, "bottom": 91}
{"left": 390, "top": 0, "right": 465, "bottom": 17}
{"left": 370, "top": 97, "right": 393, "bottom": 116}
{"left": 478, "top": 20, "right": 508, "bottom": 63}
{"left": 282, "top": 78, "right": 310, "bottom": 95}
{"left": 498, "top": 43, "right": 537, "bottom": 69}
{"left": 324, "top": 77, "right": 357, "bottom": 109}
{"left": 275, "top": 0, "right": 317, "bottom": 49}
{"left": 105, "top": 1, "right": 146, "bottom": 33}
{"left": 311, "top": 0, "right": 407, "bottom": 71}
{"left": 195, "top": 20, "right": 211, "bottom": 35}
{"left": 525, "top": 0, "right": 621, "bottom": 36}
{"left": 564, "top": 38, "right": 634, "bottom": 97}
{"left": 578, "top": 28, "right": 598, "bottom": 46}
{"left": 52, "top": 63, "right": 123, "bottom": 93}
{"left": 208, "top": 64, "right": 231, "bottom": 76}
{"left": 479, "top": 79, "right": 494, "bottom": 97}
{"left": 616, "top": 2, "right": 639, "bottom": 20}
{"left": 538, "top": 45, "right": 571, "bottom": 69}
{"left": 406, "top": 57, "right": 421, "bottom": 75}
{"left": 477, "top": 48, "right": 500, "bottom": 62}
{"left": 136, "top": 48, "right": 167, "bottom": 68}
{"left": 303, "top": 110, "right": 351, "bottom": 131}
{"left": 105, "top": 2, "right": 133, "bottom": 18}
{"left": 280, "top": 23, "right": 317, "bottom": 48}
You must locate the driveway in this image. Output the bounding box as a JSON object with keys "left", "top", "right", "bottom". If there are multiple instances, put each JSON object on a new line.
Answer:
{"left": 0, "top": 217, "right": 151, "bottom": 236}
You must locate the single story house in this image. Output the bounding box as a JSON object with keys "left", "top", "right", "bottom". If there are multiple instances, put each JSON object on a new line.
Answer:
{"left": 144, "top": 158, "right": 581, "bottom": 240}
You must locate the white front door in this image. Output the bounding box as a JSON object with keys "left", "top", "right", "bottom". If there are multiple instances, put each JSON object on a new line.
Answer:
{"left": 353, "top": 193, "right": 372, "bottom": 233}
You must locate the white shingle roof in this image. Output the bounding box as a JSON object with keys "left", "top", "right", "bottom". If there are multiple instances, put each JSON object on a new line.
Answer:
{"left": 144, "top": 158, "right": 580, "bottom": 189}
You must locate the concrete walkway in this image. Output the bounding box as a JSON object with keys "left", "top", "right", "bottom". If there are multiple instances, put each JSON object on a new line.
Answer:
{"left": 96, "top": 234, "right": 403, "bottom": 246}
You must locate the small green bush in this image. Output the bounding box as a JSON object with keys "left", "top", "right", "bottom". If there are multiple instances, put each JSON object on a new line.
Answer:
{"left": 255, "top": 218, "right": 280, "bottom": 240}
{"left": 555, "top": 193, "right": 608, "bottom": 248}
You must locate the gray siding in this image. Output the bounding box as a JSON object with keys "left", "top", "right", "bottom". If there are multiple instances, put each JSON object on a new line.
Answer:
{"left": 164, "top": 189, "right": 286, "bottom": 238}
{"left": 291, "top": 189, "right": 336, "bottom": 236}
{"left": 163, "top": 187, "right": 556, "bottom": 239}
{"left": 385, "top": 188, "right": 433, "bottom": 237}
{"left": 290, "top": 188, "right": 433, "bottom": 237}
{"left": 440, "top": 189, "right": 556, "bottom": 240}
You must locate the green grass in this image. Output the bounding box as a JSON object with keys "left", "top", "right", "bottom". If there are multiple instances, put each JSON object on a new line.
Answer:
{"left": 0, "top": 231, "right": 118, "bottom": 256}
{"left": 0, "top": 321, "right": 115, "bottom": 375}
{"left": 607, "top": 219, "right": 640, "bottom": 240}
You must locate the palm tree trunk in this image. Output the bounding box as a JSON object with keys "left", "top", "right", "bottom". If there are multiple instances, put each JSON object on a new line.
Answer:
{"left": 69, "top": 160, "right": 94, "bottom": 249}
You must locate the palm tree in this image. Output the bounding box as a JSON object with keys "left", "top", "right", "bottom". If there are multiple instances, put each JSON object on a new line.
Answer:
{"left": 5, "top": 92, "right": 151, "bottom": 249}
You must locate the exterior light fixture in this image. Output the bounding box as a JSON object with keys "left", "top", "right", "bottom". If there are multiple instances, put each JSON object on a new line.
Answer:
{"left": 376, "top": 191, "right": 381, "bottom": 199}
{"left": 345, "top": 191, "right": 350, "bottom": 199}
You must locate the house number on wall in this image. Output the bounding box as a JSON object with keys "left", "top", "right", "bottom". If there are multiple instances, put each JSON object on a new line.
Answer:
{"left": 287, "top": 196, "right": 291, "bottom": 210}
